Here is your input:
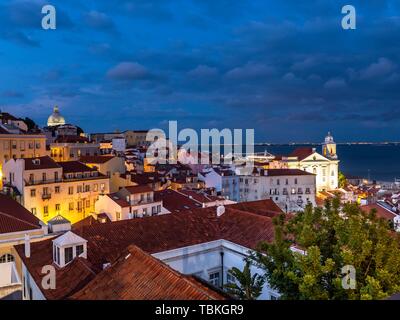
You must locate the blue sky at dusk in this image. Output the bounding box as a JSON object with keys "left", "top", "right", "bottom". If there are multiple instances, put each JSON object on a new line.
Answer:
{"left": 0, "top": 0, "right": 399, "bottom": 142}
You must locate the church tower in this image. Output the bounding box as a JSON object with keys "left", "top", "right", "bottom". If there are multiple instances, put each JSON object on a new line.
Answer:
{"left": 322, "top": 132, "right": 337, "bottom": 159}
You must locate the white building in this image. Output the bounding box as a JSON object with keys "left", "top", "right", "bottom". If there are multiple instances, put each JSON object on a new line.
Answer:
{"left": 198, "top": 167, "right": 240, "bottom": 202}
{"left": 237, "top": 168, "right": 316, "bottom": 212}
{"left": 95, "top": 185, "right": 164, "bottom": 221}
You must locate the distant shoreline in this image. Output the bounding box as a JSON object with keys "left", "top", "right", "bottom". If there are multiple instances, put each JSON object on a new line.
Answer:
{"left": 254, "top": 142, "right": 400, "bottom": 146}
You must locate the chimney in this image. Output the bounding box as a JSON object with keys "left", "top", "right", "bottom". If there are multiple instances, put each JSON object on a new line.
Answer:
{"left": 216, "top": 205, "right": 225, "bottom": 217}
{"left": 24, "top": 234, "right": 31, "bottom": 258}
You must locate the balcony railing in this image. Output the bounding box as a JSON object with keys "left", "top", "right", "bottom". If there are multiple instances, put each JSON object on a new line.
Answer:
{"left": 42, "top": 193, "right": 51, "bottom": 200}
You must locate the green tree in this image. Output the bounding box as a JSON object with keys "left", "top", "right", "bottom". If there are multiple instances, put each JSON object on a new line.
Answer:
{"left": 23, "top": 117, "right": 38, "bottom": 131}
{"left": 224, "top": 261, "right": 265, "bottom": 300}
{"left": 338, "top": 171, "right": 347, "bottom": 188}
{"left": 250, "top": 198, "right": 400, "bottom": 300}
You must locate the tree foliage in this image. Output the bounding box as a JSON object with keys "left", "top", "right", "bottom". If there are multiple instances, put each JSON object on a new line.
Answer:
{"left": 338, "top": 171, "right": 347, "bottom": 188}
{"left": 250, "top": 197, "right": 400, "bottom": 300}
{"left": 224, "top": 261, "right": 265, "bottom": 300}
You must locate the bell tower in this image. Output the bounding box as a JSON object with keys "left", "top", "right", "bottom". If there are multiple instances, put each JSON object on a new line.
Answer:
{"left": 322, "top": 132, "right": 337, "bottom": 159}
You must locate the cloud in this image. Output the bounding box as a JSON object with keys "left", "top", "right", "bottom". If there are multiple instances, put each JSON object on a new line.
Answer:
{"left": 324, "top": 78, "right": 346, "bottom": 89}
{"left": 188, "top": 65, "right": 218, "bottom": 78}
{"left": 225, "top": 62, "right": 275, "bottom": 80}
{"left": 83, "top": 11, "right": 117, "bottom": 33}
{"left": 359, "top": 57, "right": 396, "bottom": 80}
{"left": 107, "top": 62, "right": 150, "bottom": 80}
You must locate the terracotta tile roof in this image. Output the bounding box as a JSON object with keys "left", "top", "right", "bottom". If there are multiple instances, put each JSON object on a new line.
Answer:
{"left": 106, "top": 193, "right": 130, "bottom": 208}
{"left": 72, "top": 216, "right": 102, "bottom": 230}
{"left": 177, "top": 189, "right": 223, "bottom": 203}
{"left": 71, "top": 245, "right": 225, "bottom": 300}
{"left": 79, "top": 155, "right": 115, "bottom": 164}
{"left": 54, "top": 135, "right": 90, "bottom": 143}
{"left": 0, "top": 194, "right": 42, "bottom": 234}
{"left": 289, "top": 147, "right": 315, "bottom": 161}
{"left": 15, "top": 204, "right": 276, "bottom": 299}
{"left": 265, "top": 169, "right": 315, "bottom": 176}
{"left": 154, "top": 189, "right": 203, "bottom": 213}
{"left": 361, "top": 203, "right": 398, "bottom": 221}
{"left": 57, "top": 161, "right": 97, "bottom": 174}
{"left": 124, "top": 185, "right": 153, "bottom": 194}
{"left": 24, "top": 156, "right": 61, "bottom": 170}
{"left": 226, "top": 199, "right": 284, "bottom": 218}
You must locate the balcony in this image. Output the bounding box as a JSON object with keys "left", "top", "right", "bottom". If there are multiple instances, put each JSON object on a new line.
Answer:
{"left": 42, "top": 193, "right": 52, "bottom": 200}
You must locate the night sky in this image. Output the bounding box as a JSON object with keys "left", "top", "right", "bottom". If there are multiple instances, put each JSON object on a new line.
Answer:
{"left": 0, "top": 0, "right": 399, "bottom": 143}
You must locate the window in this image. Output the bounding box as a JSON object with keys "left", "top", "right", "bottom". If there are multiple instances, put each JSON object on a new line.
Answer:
{"left": 93, "top": 184, "right": 98, "bottom": 192}
{"left": 227, "top": 272, "right": 236, "bottom": 284}
{"left": 133, "top": 210, "right": 138, "bottom": 218}
{"left": 42, "top": 173, "right": 46, "bottom": 182}
{"left": 31, "top": 208, "right": 37, "bottom": 215}
{"left": 152, "top": 206, "right": 157, "bottom": 215}
{"left": 76, "top": 245, "right": 84, "bottom": 257}
{"left": 64, "top": 247, "right": 73, "bottom": 264}
{"left": 54, "top": 172, "right": 59, "bottom": 181}
{"left": 55, "top": 204, "right": 60, "bottom": 211}
{"left": 86, "top": 200, "right": 90, "bottom": 208}
{"left": 0, "top": 254, "right": 14, "bottom": 263}
{"left": 157, "top": 205, "right": 161, "bottom": 213}
{"left": 294, "top": 178, "right": 298, "bottom": 185}
{"left": 77, "top": 186, "right": 83, "bottom": 193}
{"left": 43, "top": 206, "right": 49, "bottom": 217}
{"left": 116, "top": 212, "right": 121, "bottom": 221}
{"left": 77, "top": 201, "right": 82, "bottom": 212}
{"left": 35, "top": 142, "right": 41, "bottom": 149}
{"left": 209, "top": 271, "right": 220, "bottom": 287}
{"left": 55, "top": 186, "right": 60, "bottom": 193}
{"left": 68, "top": 187, "right": 74, "bottom": 195}
{"left": 69, "top": 202, "right": 74, "bottom": 211}
{"left": 85, "top": 185, "right": 90, "bottom": 192}
{"left": 30, "top": 189, "right": 36, "bottom": 197}
{"left": 143, "top": 208, "right": 148, "bottom": 216}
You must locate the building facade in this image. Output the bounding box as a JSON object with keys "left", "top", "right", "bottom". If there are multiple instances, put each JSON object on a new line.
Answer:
{"left": 238, "top": 168, "right": 316, "bottom": 212}
{"left": 2, "top": 156, "right": 110, "bottom": 224}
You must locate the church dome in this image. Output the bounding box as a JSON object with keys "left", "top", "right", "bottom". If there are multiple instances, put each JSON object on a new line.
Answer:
{"left": 47, "top": 106, "right": 66, "bottom": 127}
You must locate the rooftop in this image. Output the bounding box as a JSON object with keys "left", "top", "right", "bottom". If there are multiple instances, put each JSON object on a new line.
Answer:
{"left": 70, "top": 245, "right": 225, "bottom": 300}
{"left": 0, "top": 194, "right": 42, "bottom": 234}
{"left": 15, "top": 201, "right": 278, "bottom": 299}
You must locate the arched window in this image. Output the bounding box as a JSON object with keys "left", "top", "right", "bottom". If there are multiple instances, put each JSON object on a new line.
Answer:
{"left": 0, "top": 253, "right": 15, "bottom": 263}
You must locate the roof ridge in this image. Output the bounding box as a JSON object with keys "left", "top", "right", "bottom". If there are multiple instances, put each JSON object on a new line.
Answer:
{"left": 0, "top": 210, "right": 41, "bottom": 229}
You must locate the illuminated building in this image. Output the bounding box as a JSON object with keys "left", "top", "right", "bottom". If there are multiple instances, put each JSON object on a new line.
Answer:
{"left": 50, "top": 135, "right": 101, "bottom": 162}
{"left": 47, "top": 106, "right": 66, "bottom": 127}
{"left": 2, "top": 156, "right": 110, "bottom": 224}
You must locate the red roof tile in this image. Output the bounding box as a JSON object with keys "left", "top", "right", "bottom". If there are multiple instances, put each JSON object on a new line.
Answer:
{"left": 361, "top": 203, "right": 397, "bottom": 221}
{"left": 24, "top": 156, "right": 61, "bottom": 171}
{"left": 0, "top": 194, "right": 42, "bottom": 234}
{"left": 124, "top": 185, "right": 153, "bottom": 194}
{"left": 15, "top": 204, "right": 277, "bottom": 299}
{"left": 79, "top": 155, "right": 116, "bottom": 164}
{"left": 71, "top": 245, "right": 225, "bottom": 300}
{"left": 289, "top": 147, "right": 315, "bottom": 161}
{"left": 57, "top": 161, "right": 97, "bottom": 174}
{"left": 265, "top": 169, "right": 315, "bottom": 176}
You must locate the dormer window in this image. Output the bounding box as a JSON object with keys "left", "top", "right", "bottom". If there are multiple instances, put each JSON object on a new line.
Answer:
{"left": 52, "top": 231, "right": 87, "bottom": 268}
